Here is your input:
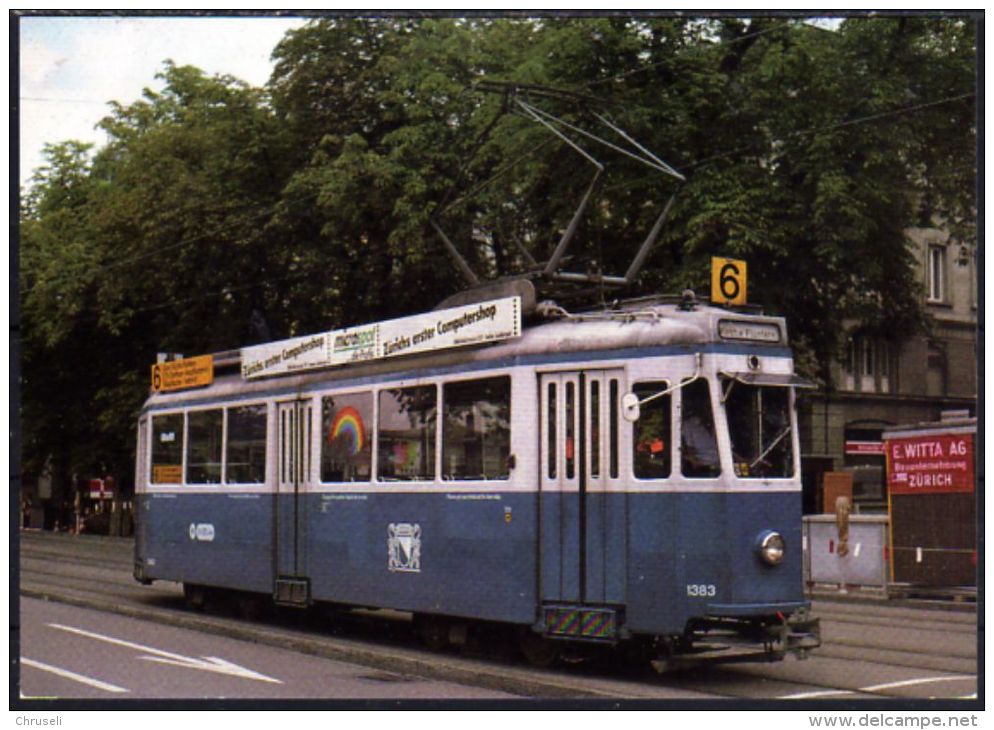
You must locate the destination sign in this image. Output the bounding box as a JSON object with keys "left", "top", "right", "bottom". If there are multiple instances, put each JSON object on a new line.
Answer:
{"left": 717, "top": 320, "right": 781, "bottom": 343}
{"left": 241, "top": 296, "right": 521, "bottom": 379}
{"left": 151, "top": 355, "right": 214, "bottom": 393}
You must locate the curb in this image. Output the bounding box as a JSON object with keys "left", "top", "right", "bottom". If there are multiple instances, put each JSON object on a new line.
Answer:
{"left": 808, "top": 591, "right": 977, "bottom": 614}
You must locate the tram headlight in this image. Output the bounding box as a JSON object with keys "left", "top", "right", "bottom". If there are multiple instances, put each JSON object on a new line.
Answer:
{"left": 757, "top": 531, "right": 786, "bottom": 566}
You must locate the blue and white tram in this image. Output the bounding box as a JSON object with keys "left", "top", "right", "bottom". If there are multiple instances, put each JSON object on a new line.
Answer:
{"left": 133, "top": 293, "right": 820, "bottom": 665}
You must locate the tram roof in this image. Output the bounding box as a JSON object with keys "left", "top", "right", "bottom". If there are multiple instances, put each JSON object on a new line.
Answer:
{"left": 144, "top": 298, "right": 789, "bottom": 409}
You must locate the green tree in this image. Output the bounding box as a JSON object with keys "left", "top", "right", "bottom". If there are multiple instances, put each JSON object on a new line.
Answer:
{"left": 19, "top": 16, "right": 976, "bottom": 496}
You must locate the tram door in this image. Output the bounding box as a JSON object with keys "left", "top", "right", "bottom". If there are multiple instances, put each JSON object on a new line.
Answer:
{"left": 539, "top": 370, "right": 626, "bottom": 606}
{"left": 275, "top": 399, "right": 312, "bottom": 604}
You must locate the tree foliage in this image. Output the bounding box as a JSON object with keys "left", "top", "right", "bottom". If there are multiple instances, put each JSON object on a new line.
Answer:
{"left": 19, "top": 16, "right": 977, "bottom": 492}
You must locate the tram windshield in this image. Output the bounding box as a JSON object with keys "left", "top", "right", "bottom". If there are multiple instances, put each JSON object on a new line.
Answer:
{"left": 722, "top": 377, "right": 794, "bottom": 479}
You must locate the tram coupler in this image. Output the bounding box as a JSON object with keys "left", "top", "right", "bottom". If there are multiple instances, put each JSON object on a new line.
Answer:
{"left": 650, "top": 610, "right": 821, "bottom": 673}
{"left": 779, "top": 608, "right": 821, "bottom": 659}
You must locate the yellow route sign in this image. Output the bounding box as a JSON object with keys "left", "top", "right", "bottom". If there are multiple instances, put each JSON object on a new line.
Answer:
{"left": 711, "top": 257, "right": 747, "bottom": 306}
{"left": 152, "top": 465, "right": 183, "bottom": 484}
{"left": 151, "top": 355, "right": 214, "bottom": 393}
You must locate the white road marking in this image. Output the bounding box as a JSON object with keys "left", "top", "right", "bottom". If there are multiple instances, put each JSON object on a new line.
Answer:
{"left": 780, "top": 689, "right": 857, "bottom": 699}
{"left": 780, "top": 675, "right": 976, "bottom": 700}
{"left": 47, "top": 623, "right": 282, "bottom": 684}
{"left": 21, "top": 657, "right": 129, "bottom": 694}
{"left": 862, "top": 676, "right": 976, "bottom": 693}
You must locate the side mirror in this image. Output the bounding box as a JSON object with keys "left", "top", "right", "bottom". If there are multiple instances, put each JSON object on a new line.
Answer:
{"left": 621, "top": 393, "right": 641, "bottom": 422}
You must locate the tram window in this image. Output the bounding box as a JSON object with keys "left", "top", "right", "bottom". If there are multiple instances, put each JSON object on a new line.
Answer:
{"left": 609, "top": 379, "right": 619, "bottom": 479}
{"left": 321, "top": 392, "right": 373, "bottom": 482}
{"left": 151, "top": 413, "right": 184, "bottom": 484}
{"left": 565, "top": 381, "right": 576, "bottom": 480}
{"left": 226, "top": 404, "right": 267, "bottom": 484}
{"left": 187, "top": 409, "right": 223, "bottom": 484}
{"left": 442, "top": 377, "right": 510, "bottom": 481}
{"left": 633, "top": 381, "right": 671, "bottom": 479}
{"left": 590, "top": 380, "right": 600, "bottom": 478}
{"left": 547, "top": 382, "right": 557, "bottom": 479}
{"left": 681, "top": 379, "right": 721, "bottom": 478}
{"left": 722, "top": 378, "right": 793, "bottom": 479}
{"left": 378, "top": 386, "right": 437, "bottom": 481}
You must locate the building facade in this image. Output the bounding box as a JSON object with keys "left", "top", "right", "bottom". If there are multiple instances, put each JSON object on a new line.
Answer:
{"left": 797, "top": 226, "right": 978, "bottom": 514}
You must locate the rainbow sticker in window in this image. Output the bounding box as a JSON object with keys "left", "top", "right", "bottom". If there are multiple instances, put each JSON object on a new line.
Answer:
{"left": 329, "top": 406, "right": 366, "bottom": 455}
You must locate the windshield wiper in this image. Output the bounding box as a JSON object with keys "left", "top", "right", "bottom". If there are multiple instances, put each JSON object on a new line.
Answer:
{"left": 750, "top": 425, "right": 792, "bottom": 469}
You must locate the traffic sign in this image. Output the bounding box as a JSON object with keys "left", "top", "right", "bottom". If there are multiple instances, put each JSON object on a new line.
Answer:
{"left": 711, "top": 257, "right": 747, "bottom": 306}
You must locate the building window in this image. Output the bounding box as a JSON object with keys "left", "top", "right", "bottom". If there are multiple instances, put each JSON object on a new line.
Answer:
{"left": 844, "top": 336, "right": 894, "bottom": 394}
{"left": 927, "top": 244, "right": 945, "bottom": 303}
{"left": 926, "top": 344, "right": 947, "bottom": 397}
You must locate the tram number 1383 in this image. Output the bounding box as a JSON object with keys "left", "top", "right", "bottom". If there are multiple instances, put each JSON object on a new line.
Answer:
{"left": 686, "top": 584, "right": 717, "bottom": 597}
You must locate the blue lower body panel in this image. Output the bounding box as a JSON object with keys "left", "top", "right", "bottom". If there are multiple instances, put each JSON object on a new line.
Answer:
{"left": 135, "top": 489, "right": 804, "bottom": 638}
{"left": 624, "top": 491, "right": 805, "bottom": 635}
{"left": 303, "top": 492, "right": 537, "bottom": 623}
{"left": 135, "top": 493, "right": 273, "bottom": 594}
{"left": 135, "top": 491, "right": 538, "bottom": 625}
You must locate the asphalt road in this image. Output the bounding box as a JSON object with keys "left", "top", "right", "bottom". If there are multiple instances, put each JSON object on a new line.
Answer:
{"left": 16, "top": 530, "right": 980, "bottom": 704}
{"left": 19, "top": 596, "right": 520, "bottom": 700}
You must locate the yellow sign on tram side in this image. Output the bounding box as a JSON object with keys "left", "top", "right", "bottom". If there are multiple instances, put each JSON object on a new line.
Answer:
{"left": 711, "top": 256, "right": 748, "bottom": 306}
{"left": 151, "top": 354, "right": 214, "bottom": 393}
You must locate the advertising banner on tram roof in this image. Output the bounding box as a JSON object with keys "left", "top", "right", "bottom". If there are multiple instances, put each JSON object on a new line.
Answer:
{"left": 240, "top": 296, "right": 521, "bottom": 379}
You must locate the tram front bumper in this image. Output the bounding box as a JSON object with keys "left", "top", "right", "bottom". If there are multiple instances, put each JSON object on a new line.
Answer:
{"left": 652, "top": 604, "right": 821, "bottom": 672}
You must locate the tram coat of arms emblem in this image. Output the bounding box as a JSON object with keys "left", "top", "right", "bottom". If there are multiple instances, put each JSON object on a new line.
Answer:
{"left": 387, "top": 523, "right": 422, "bottom": 573}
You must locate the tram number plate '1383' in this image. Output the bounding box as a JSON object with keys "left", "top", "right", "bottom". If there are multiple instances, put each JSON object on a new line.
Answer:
{"left": 686, "top": 584, "right": 717, "bottom": 597}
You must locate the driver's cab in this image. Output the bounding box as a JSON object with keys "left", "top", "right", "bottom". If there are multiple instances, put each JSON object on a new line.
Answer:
{"left": 623, "top": 354, "right": 811, "bottom": 486}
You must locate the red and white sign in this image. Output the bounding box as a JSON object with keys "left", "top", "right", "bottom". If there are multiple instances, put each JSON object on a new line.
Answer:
{"left": 887, "top": 433, "right": 974, "bottom": 495}
{"left": 89, "top": 478, "right": 108, "bottom": 500}
{"left": 845, "top": 440, "right": 885, "bottom": 455}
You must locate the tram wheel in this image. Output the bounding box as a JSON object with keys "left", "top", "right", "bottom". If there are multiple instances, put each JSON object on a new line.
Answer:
{"left": 518, "top": 630, "right": 560, "bottom": 668}
{"left": 416, "top": 615, "right": 450, "bottom": 652}
{"left": 237, "top": 593, "right": 269, "bottom": 622}
{"left": 182, "top": 583, "right": 207, "bottom": 611}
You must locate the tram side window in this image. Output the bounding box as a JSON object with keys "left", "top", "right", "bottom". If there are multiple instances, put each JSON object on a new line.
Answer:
{"left": 151, "top": 413, "right": 184, "bottom": 484}
{"left": 226, "top": 404, "right": 267, "bottom": 484}
{"left": 187, "top": 409, "right": 223, "bottom": 483}
{"left": 322, "top": 392, "right": 373, "bottom": 482}
{"left": 442, "top": 377, "right": 510, "bottom": 481}
{"left": 633, "top": 381, "right": 671, "bottom": 479}
{"left": 681, "top": 379, "right": 721, "bottom": 478}
{"left": 378, "top": 386, "right": 437, "bottom": 481}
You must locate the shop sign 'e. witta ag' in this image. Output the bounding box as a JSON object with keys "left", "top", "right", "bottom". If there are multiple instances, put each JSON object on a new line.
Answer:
{"left": 240, "top": 296, "right": 521, "bottom": 380}
{"left": 887, "top": 433, "right": 974, "bottom": 495}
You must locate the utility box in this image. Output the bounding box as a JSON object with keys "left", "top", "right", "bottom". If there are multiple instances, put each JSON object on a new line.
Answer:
{"left": 884, "top": 414, "right": 976, "bottom": 588}
{"left": 804, "top": 514, "right": 889, "bottom": 590}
